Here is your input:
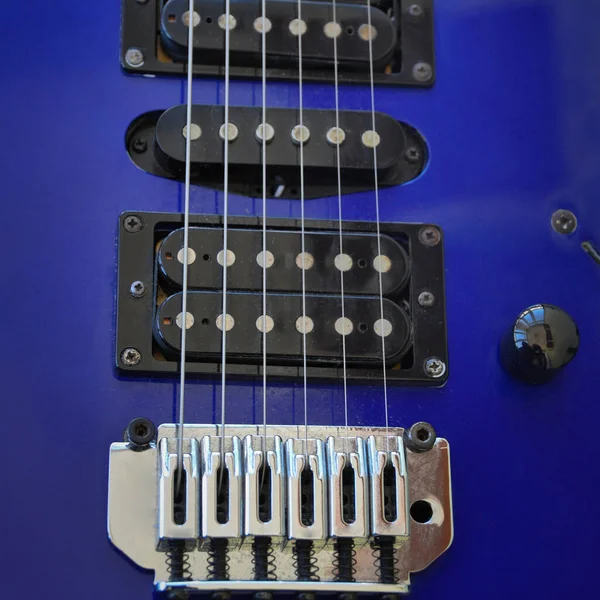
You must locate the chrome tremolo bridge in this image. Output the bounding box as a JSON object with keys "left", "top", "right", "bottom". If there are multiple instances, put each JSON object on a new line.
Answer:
{"left": 108, "top": 423, "right": 453, "bottom": 596}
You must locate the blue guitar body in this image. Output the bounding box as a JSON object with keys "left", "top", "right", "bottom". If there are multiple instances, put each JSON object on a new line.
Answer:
{"left": 4, "top": 1, "right": 600, "bottom": 599}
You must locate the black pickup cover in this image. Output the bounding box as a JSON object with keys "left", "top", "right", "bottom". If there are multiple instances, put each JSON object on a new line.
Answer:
{"left": 160, "top": 0, "right": 397, "bottom": 70}
{"left": 126, "top": 105, "right": 427, "bottom": 199}
{"left": 116, "top": 212, "right": 448, "bottom": 385}
{"left": 121, "top": 0, "right": 435, "bottom": 85}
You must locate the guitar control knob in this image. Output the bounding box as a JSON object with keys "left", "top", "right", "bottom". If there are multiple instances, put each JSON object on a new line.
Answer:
{"left": 499, "top": 304, "right": 579, "bottom": 384}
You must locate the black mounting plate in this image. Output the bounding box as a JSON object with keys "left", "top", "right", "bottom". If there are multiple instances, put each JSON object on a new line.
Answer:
{"left": 121, "top": 0, "right": 435, "bottom": 86}
{"left": 116, "top": 212, "right": 448, "bottom": 385}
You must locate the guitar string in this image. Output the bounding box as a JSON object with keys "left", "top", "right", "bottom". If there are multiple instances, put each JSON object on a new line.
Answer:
{"left": 260, "top": 0, "right": 268, "bottom": 464}
{"left": 296, "top": 0, "right": 309, "bottom": 457}
{"left": 176, "top": 0, "right": 196, "bottom": 493}
{"left": 330, "top": 0, "right": 350, "bottom": 456}
{"left": 366, "top": 0, "right": 391, "bottom": 451}
{"left": 219, "top": 0, "right": 233, "bottom": 479}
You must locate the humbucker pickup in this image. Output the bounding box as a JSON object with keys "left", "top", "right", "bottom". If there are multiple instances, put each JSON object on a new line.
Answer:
{"left": 116, "top": 213, "right": 448, "bottom": 385}
{"left": 160, "top": 0, "right": 396, "bottom": 70}
{"left": 121, "top": 0, "right": 435, "bottom": 85}
{"left": 126, "top": 105, "right": 427, "bottom": 199}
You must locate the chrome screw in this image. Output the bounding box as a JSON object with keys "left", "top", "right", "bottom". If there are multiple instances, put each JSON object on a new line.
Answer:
{"left": 123, "top": 215, "right": 143, "bottom": 233}
{"left": 408, "top": 4, "right": 423, "bottom": 17}
{"left": 121, "top": 348, "right": 142, "bottom": 366}
{"left": 413, "top": 62, "right": 433, "bottom": 82}
{"left": 424, "top": 357, "right": 446, "bottom": 378}
{"left": 551, "top": 209, "right": 577, "bottom": 235}
{"left": 130, "top": 281, "right": 146, "bottom": 298}
{"left": 418, "top": 291, "right": 435, "bottom": 307}
{"left": 418, "top": 226, "right": 441, "bottom": 246}
{"left": 125, "top": 48, "right": 144, "bottom": 68}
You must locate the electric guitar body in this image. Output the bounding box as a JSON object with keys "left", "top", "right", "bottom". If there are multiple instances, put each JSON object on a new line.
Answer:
{"left": 3, "top": 1, "right": 600, "bottom": 599}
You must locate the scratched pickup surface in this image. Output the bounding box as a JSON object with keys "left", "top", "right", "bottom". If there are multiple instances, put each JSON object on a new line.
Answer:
{"left": 2, "top": 1, "right": 600, "bottom": 600}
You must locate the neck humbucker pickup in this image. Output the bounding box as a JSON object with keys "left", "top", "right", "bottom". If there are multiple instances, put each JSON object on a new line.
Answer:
{"left": 108, "top": 422, "right": 453, "bottom": 596}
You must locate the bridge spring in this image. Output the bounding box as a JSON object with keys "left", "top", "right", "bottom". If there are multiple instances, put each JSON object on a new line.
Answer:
{"left": 165, "top": 540, "right": 192, "bottom": 581}
{"left": 371, "top": 535, "right": 399, "bottom": 584}
{"left": 293, "top": 539, "right": 319, "bottom": 581}
{"left": 332, "top": 537, "right": 357, "bottom": 582}
{"left": 206, "top": 538, "right": 229, "bottom": 581}
{"left": 252, "top": 536, "right": 276, "bottom": 580}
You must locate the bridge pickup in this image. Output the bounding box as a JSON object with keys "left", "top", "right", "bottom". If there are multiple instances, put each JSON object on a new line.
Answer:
{"left": 121, "top": 0, "right": 434, "bottom": 85}
{"left": 116, "top": 212, "right": 448, "bottom": 384}
{"left": 158, "top": 227, "right": 410, "bottom": 295}
{"left": 127, "top": 105, "right": 427, "bottom": 199}
{"left": 160, "top": 0, "right": 396, "bottom": 71}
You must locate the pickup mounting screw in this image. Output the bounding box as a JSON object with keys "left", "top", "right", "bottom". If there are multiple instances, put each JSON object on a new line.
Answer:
{"left": 131, "top": 138, "right": 147, "bottom": 154}
{"left": 413, "top": 62, "right": 433, "bottom": 82}
{"left": 130, "top": 281, "right": 146, "bottom": 298}
{"left": 405, "top": 146, "right": 421, "bottom": 163}
{"left": 551, "top": 209, "right": 577, "bottom": 234}
{"left": 125, "top": 48, "right": 144, "bottom": 68}
{"left": 418, "top": 226, "right": 440, "bottom": 246}
{"left": 418, "top": 291, "right": 435, "bottom": 307}
{"left": 124, "top": 215, "right": 143, "bottom": 233}
{"left": 408, "top": 4, "right": 424, "bottom": 17}
{"left": 121, "top": 348, "right": 142, "bottom": 366}
{"left": 424, "top": 357, "right": 446, "bottom": 378}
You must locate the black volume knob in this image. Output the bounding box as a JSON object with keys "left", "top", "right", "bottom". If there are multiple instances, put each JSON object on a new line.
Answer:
{"left": 499, "top": 304, "right": 579, "bottom": 384}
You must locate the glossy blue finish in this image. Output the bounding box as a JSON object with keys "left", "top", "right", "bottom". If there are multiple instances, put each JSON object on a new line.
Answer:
{"left": 3, "top": 1, "right": 599, "bottom": 598}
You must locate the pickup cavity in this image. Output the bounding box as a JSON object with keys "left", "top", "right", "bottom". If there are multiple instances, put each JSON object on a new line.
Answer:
{"left": 126, "top": 105, "right": 427, "bottom": 199}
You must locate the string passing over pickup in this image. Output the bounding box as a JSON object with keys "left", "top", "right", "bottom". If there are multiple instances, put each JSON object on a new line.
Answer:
{"left": 126, "top": 105, "right": 428, "bottom": 199}
{"left": 120, "top": 0, "right": 435, "bottom": 85}
{"left": 115, "top": 213, "right": 449, "bottom": 384}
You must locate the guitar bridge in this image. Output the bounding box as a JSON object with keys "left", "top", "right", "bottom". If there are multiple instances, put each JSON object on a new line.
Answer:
{"left": 108, "top": 421, "right": 453, "bottom": 595}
